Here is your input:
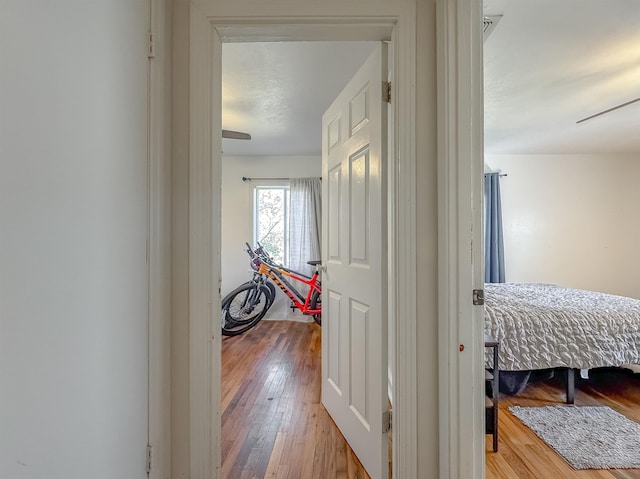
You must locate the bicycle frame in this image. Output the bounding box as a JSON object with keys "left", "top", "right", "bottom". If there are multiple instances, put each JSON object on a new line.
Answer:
{"left": 257, "top": 262, "right": 321, "bottom": 316}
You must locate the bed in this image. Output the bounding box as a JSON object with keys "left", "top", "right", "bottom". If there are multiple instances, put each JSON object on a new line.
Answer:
{"left": 484, "top": 282, "right": 640, "bottom": 401}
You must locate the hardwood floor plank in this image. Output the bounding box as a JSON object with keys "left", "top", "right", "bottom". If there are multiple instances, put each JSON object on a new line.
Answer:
{"left": 264, "top": 432, "right": 286, "bottom": 477}
{"left": 611, "top": 470, "right": 640, "bottom": 479}
{"left": 221, "top": 320, "right": 371, "bottom": 479}
{"left": 485, "top": 447, "right": 523, "bottom": 479}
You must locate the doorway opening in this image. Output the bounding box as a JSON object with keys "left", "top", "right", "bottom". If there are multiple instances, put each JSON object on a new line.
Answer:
{"left": 219, "top": 39, "right": 392, "bottom": 478}
{"left": 482, "top": 2, "right": 640, "bottom": 477}
{"left": 182, "top": 7, "right": 467, "bottom": 477}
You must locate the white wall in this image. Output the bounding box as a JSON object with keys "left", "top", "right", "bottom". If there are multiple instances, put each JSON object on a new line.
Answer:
{"left": 222, "top": 155, "right": 321, "bottom": 319}
{"left": 0, "top": 2, "right": 149, "bottom": 478}
{"left": 486, "top": 154, "right": 640, "bottom": 299}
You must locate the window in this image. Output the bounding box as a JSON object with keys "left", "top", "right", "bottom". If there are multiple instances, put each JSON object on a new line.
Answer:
{"left": 254, "top": 185, "right": 290, "bottom": 265}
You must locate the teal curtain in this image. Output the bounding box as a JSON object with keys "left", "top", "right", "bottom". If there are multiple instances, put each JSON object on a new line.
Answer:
{"left": 484, "top": 173, "right": 505, "bottom": 283}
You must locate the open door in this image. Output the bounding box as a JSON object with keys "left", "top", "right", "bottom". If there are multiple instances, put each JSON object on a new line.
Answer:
{"left": 321, "top": 43, "right": 389, "bottom": 479}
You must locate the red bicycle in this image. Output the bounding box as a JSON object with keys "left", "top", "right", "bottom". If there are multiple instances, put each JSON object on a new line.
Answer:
{"left": 221, "top": 243, "right": 322, "bottom": 336}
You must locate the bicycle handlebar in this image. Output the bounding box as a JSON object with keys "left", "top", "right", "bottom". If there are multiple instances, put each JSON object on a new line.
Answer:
{"left": 244, "top": 241, "right": 319, "bottom": 280}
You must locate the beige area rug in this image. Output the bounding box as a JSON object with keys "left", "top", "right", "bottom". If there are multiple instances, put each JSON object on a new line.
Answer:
{"left": 509, "top": 405, "right": 640, "bottom": 470}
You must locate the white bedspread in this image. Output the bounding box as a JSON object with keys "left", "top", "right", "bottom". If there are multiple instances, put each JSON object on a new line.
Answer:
{"left": 484, "top": 283, "right": 640, "bottom": 371}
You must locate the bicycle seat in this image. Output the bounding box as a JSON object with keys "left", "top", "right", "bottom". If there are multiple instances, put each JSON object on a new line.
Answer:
{"left": 307, "top": 260, "right": 321, "bottom": 266}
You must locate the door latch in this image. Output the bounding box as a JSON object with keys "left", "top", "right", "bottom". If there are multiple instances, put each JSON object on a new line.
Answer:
{"left": 382, "top": 409, "right": 392, "bottom": 433}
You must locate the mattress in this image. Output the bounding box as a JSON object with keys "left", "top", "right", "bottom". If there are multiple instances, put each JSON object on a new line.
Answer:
{"left": 484, "top": 282, "right": 640, "bottom": 371}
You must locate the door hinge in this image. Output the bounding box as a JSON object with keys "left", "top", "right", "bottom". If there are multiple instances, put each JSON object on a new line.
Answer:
{"left": 146, "top": 444, "right": 152, "bottom": 474}
{"left": 473, "top": 289, "right": 485, "bottom": 305}
{"left": 382, "top": 409, "right": 392, "bottom": 433}
{"left": 382, "top": 81, "right": 391, "bottom": 103}
{"left": 147, "top": 31, "right": 155, "bottom": 59}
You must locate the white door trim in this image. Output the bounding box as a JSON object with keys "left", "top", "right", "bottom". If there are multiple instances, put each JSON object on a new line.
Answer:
{"left": 187, "top": 10, "right": 419, "bottom": 479}
{"left": 436, "top": 0, "right": 485, "bottom": 478}
{"left": 147, "top": 0, "right": 171, "bottom": 477}
{"left": 188, "top": 10, "right": 222, "bottom": 478}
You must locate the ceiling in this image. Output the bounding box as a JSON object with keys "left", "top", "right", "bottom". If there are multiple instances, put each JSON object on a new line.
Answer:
{"left": 484, "top": 0, "right": 640, "bottom": 154}
{"left": 222, "top": 41, "right": 376, "bottom": 156}
{"left": 221, "top": 1, "right": 640, "bottom": 157}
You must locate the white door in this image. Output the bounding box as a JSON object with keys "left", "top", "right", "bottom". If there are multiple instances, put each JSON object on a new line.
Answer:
{"left": 321, "top": 43, "right": 389, "bottom": 479}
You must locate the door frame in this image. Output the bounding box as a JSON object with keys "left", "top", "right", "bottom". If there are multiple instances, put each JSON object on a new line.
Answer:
{"left": 189, "top": 14, "right": 414, "bottom": 479}
{"left": 147, "top": 0, "right": 171, "bottom": 477}
{"left": 436, "top": 0, "right": 486, "bottom": 477}
{"left": 178, "top": 0, "right": 484, "bottom": 477}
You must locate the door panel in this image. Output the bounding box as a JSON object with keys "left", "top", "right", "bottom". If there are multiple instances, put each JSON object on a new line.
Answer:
{"left": 349, "top": 299, "right": 370, "bottom": 424}
{"left": 349, "top": 148, "right": 370, "bottom": 264}
{"left": 327, "top": 290, "right": 343, "bottom": 393}
{"left": 328, "top": 166, "right": 342, "bottom": 260}
{"left": 321, "top": 43, "right": 388, "bottom": 479}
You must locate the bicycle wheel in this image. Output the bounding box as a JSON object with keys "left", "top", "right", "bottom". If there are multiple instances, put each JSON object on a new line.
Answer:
{"left": 222, "top": 283, "right": 271, "bottom": 336}
{"left": 309, "top": 290, "right": 322, "bottom": 326}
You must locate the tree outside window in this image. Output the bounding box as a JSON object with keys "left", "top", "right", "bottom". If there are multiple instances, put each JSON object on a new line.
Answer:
{"left": 254, "top": 186, "right": 289, "bottom": 265}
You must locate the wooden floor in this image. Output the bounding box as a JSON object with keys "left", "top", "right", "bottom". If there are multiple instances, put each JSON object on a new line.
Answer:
{"left": 486, "top": 369, "right": 640, "bottom": 479}
{"left": 223, "top": 320, "right": 640, "bottom": 478}
{"left": 221, "top": 319, "right": 370, "bottom": 479}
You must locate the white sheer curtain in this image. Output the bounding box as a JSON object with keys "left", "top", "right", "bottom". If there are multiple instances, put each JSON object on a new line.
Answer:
{"left": 288, "top": 178, "right": 321, "bottom": 278}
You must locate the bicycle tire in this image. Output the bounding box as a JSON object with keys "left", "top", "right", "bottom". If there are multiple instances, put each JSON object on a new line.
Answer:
{"left": 223, "top": 282, "right": 270, "bottom": 324}
{"left": 222, "top": 283, "right": 271, "bottom": 336}
{"left": 309, "top": 290, "right": 322, "bottom": 326}
{"left": 222, "top": 280, "right": 276, "bottom": 312}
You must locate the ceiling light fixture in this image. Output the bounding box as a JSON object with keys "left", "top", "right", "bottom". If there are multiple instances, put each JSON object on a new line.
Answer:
{"left": 576, "top": 97, "right": 640, "bottom": 124}
{"left": 222, "top": 129, "right": 251, "bottom": 140}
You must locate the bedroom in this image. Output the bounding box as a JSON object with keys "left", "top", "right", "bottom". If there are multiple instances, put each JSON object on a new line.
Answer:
{"left": 484, "top": 0, "right": 640, "bottom": 299}
{"left": 219, "top": 41, "right": 388, "bottom": 477}
{"left": 220, "top": 41, "right": 378, "bottom": 320}
{"left": 483, "top": 0, "right": 640, "bottom": 476}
